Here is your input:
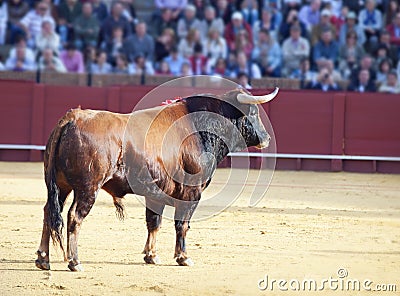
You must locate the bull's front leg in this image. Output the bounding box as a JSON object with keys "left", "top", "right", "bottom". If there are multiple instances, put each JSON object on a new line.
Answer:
{"left": 143, "top": 199, "right": 164, "bottom": 264}
{"left": 174, "top": 202, "right": 198, "bottom": 266}
{"left": 174, "top": 220, "right": 193, "bottom": 266}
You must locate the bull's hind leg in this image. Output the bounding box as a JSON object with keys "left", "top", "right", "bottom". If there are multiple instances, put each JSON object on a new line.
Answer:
{"left": 174, "top": 202, "right": 198, "bottom": 267}
{"left": 36, "top": 187, "right": 71, "bottom": 270}
{"left": 67, "top": 188, "right": 99, "bottom": 271}
{"left": 143, "top": 198, "right": 165, "bottom": 264}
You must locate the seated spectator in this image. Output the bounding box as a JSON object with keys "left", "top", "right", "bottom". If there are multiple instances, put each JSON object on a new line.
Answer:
{"left": 321, "top": 1, "right": 342, "bottom": 18}
{"left": 313, "top": 28, "right": 339, "bottom": 69}
{"left": 154, "top": 0, "right": 187, "bottom": 21}
{"left": 36, "top": 20, "right": 60, "bottom": 56}
{"left": 350, "top": 54, "right": 377, "bottom": 86}
{"left": 293, "top": 58, "right": 318, "bottom": 88}
{"left": 189, "top": 43, "right": 207, "bottom": 75}
{"left": 7, "top": 0, "right": 30, "bottom": 44}
{"left": 230, "top": 51, "right": 261, "bottom": 79}
{"left": 376, "top": 30, "right": 398, "bottom": 66}
{"left": 279, "top": 9, "right": 308, "bottom": 43}
{"left": 180, "top": 61, "right": 193, "bottom": 76}
{"left": 240, "top": 0, "right": 258, "bottom": 26}
{"left": 376, "top": 58, "right": 392, "bottom": 84}
{"left": 224, "top": 11, "right": 253, "bottom": 53}
{"left": 339, "top": 11, "right": 366, "bottom": 47}
{"left": 237, "top": 72, "right": 252, "bottom": 89}
{"left": 155, "top": 28, "right": 176, "bottom": 63}
{"left": 104, "top": 26, "right": 124, "bottom": 66}
{"left": 310, "top": 9, "right": 336, "bottom": 45}
{"left": 385, "top": 0, "right": 399, "bottom": 26}
{"left": 199, "top": 6, "right": 224, "bottom": 42}
{"left": 59, "top": 43, "right": 84, "bottom": 73}
{"left": 306, "top": 66, "right": 341, "bottom": 91}
{"left": 164, "top": 47, "right": 189, "bottom": 76}
{"left": 298, "top": 0, "right": 321, "bottom": 33}
{"left": 342, "top": 0, "right": 363, "bottom": 15}
{"left": 264, "top": 1, "right": 283, "bottom": 32}
{"left": 252, "top": 28, "right": 282, "bottom": 77}
{"left": 330, "top": 4, "right": 347, "bottom": 35}
{"left": 338, "top": 31, "right": 365, "bottom": 79}
{"left": 282, "top": 0, "right": 301, "bottom": 15}
{"left": 5, "top": 45, "right": 36, "bottom": 71}
{"left": 0, "top": 0, "right": 7, "bottom": 45}
{"left": 378, "top": 70, "right": 400, "bottom": 93}
{"left": 374, "top": 45, "right": 392, "bottom": 70}
{"left": 113, "top": 53, "right": 129, "bottom": 74}
{"left": 90, "top": 50, "right": 112, "bottom": 74}
{"left": 193, "top": 0, "right": 206, "bottom": 20}
{"left": 120, "top": 0, "right": 137, "bottom": 31}
{"left": 128, "top": 54, "right": 155, "bottom": 75}
{"left": 8, "top": 35, "right": 35, "bottom": 62}
{"left": 211, "top": 57, "right": 230, "bottom": 76}
{"left": 177, "top": 4, "right": 201, "bottom": 40}
{"left": 155, "top": 60, "right": 172, "bottom": 75}
{"left": 204, "top": 28, "right": 227, "bottom": 73}
{"left": 38, "top": 47, "right": 67, "bottom": 72}
{"left": 320, "top": 59, "right": 343, "bottom": 82}
{"left": 83, "top": 45, "right": 97, "bottom": 72}
{"left": 99, "top": 1, "right": 131, "bottom": 47}
{"left": 73, "top": 2, "right": 99, "bottom": 50}
{"left": 234, "top": 29, "right": 253, "bottom": 58}
{"left": 92, "top": 0, "right": 108, "bottom": 24}
{"left": 347, "top": 69, "right": 377, "bottom": 92}
{"left": 253, "top": 8, "right": 281, "bottom": 43}
{"left": 282, "top": 24, "right": 310, "bottom": 77}
{"left": 57, "top": 0, "right": 82, "bottom": 45}
{"left": 358, "top": 0, "right": 382, "bottom": 52}
{"left": 214, "top": 0, "right": 235, "bottom": 24}
{"left": 19, "top": 1, "right": 55, "bottom": 48}
{"left": 123, "top": 21, "right": 154, "bottom": 62}
{"left": 178, "top": 28, "right": 200, "bottom": 59}
{"left": 151, "top": 8, "right": 177, "bottom": 38}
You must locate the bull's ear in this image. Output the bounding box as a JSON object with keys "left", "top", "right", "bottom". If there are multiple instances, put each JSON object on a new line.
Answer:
{"left": 237, "top": 87, "right": 279, "bottom": 104}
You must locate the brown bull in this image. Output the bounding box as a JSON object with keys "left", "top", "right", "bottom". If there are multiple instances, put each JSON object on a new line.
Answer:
{"left": 35, "top": 87, "right": 279, "bottom": 271}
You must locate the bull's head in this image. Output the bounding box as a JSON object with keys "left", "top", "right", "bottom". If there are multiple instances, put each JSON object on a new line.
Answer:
{"left": 232, "top": 87, "right": 279, "bottom": 149}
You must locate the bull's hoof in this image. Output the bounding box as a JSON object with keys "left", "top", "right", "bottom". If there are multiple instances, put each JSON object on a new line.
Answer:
{"left": 35, "top": 259, "right": 50, "bottom": 270}
{"left": 68, "top": 262, "right": 84, "bottom": 272}
{"left": 143, "top": 255, "right": 161, "bottom": 265}
{"left": 176, "top": 257, "right": 194, "bottom": 266}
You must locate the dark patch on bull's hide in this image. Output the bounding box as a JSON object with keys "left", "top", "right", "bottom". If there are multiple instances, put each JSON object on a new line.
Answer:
{"left": 184, "top": 92, "right": 255, "bottom": 164}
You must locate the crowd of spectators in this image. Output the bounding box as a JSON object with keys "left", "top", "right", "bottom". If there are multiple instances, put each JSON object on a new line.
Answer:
{"left": 0, "top": 0, "right": 400, "bottom": 93}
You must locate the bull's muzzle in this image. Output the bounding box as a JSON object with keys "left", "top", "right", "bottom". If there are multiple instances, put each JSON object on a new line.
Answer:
{"left": 256, "top": 133, "right": 271, "bottom": 149}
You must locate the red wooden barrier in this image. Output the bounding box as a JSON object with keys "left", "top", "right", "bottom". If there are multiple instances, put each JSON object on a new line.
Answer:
{"left": 0, "top": 81, "right": 399, "bottom": 173}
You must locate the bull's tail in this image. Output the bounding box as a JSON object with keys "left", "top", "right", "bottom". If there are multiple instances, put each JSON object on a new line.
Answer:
{"left": 47, "top": 164, "right": 65, "bottom": 257}
{"left": 45, "top": 116, "right": 74, "bottom": 259}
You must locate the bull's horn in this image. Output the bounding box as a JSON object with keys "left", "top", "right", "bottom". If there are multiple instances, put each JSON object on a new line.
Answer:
{"left": 237, "top": 87, "right": 279, "bottom": 104}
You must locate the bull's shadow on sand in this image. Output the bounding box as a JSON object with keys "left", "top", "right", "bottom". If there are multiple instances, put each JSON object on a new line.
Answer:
{"left": 0, "top": 259, "right": 181, "bottom": 271}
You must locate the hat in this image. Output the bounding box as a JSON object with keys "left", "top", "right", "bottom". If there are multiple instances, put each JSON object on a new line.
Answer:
{"left": 232, "top": 12, "right": 243, "bottom": 20}
{"left": 321, "top": 9, "right": 331, "bottom": 17}
{"left": 346, "top": 11, "right": 356, "bottom": 19}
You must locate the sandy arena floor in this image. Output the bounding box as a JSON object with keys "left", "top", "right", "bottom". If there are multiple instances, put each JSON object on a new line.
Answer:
{"left": 0, "top": 162, "right": 399, "bottom": 295}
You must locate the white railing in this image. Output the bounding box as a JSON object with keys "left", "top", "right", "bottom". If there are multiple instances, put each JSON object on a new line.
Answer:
{"left": 1, "top": 144, "right": 399, "bottom": 161}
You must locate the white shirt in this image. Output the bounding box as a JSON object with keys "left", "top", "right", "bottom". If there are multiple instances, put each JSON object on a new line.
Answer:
{"left": 20, "top": 10, "right": 55, "bottom": 40}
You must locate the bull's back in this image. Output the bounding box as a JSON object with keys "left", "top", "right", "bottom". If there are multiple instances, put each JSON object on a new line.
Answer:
{"left": 47, "top": 109, "right": 129, "bottom": 186}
